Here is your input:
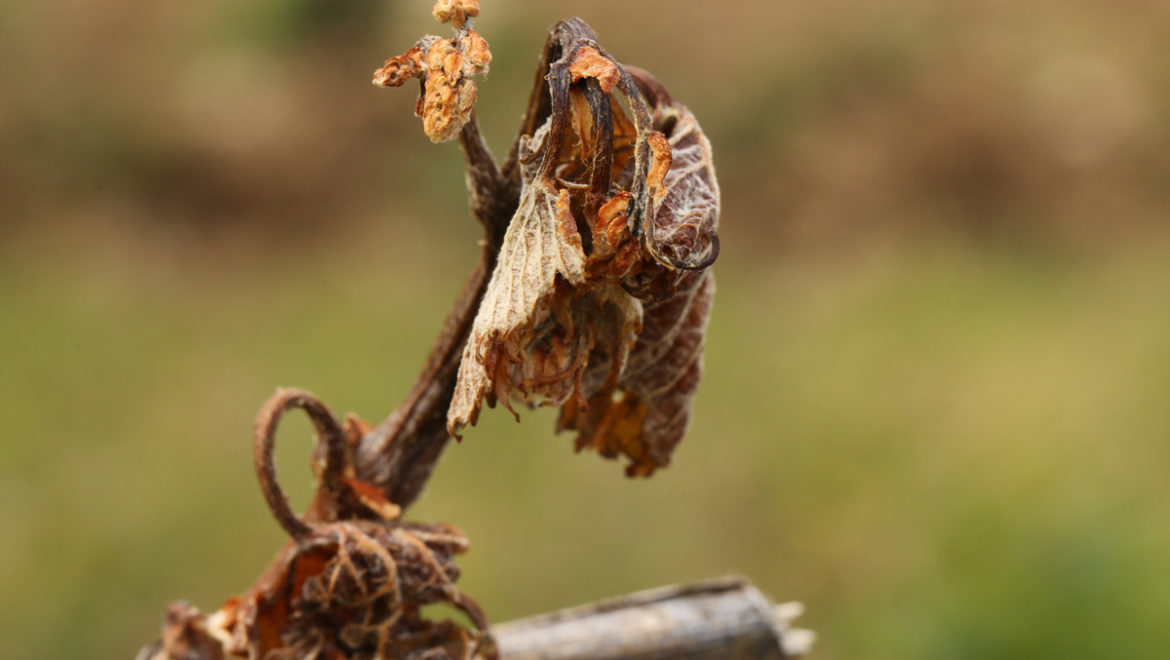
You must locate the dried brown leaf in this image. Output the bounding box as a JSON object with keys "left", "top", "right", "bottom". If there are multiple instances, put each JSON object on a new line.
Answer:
{"left": 448, "top": 173, "right": 589, "bottom": 433}
{"left": 567, "top": 96, "right": 720, "bottom": 475}
{"left": 638, "top": 104, "right": 721, "bottom": 281}
{"left": 445, "top": 20, "right": 720, "bottom": 476}
{"left": 342, "top": 475, "right": 403, "bottom": 521}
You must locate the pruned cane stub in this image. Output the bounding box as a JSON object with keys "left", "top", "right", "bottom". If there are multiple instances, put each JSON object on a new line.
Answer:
{"left": 441, "top": 19, "right": 721, "bottom": 476}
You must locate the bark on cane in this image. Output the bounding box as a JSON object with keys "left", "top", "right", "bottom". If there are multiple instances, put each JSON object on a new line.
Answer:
{"left": 491, "top": 576, "right": 813, "bottom": 659}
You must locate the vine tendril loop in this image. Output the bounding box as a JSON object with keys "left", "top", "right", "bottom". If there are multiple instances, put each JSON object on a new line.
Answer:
{"left": 252, "top": 387, "right": 349, "bottom": 543}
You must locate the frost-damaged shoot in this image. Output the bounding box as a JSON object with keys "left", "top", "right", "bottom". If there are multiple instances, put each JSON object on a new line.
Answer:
{"left": 375, "top": 5, "right": 721, "bottom": 477}
{"left": 142, "top": 2, "right": 719, "bottom": 658}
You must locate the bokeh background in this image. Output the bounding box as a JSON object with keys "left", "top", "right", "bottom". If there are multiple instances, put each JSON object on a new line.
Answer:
{"left": 3, "top": 0, "right": 1169, "bottom": 658}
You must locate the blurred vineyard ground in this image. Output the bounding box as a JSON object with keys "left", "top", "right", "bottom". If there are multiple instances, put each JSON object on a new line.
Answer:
{"left": 2, "top": 0, "right": 1170, "bottom": 659}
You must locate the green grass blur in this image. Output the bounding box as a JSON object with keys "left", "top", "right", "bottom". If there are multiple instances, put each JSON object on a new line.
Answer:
{"left": 3, "top": 0, "right": 1170, "bottom": 658}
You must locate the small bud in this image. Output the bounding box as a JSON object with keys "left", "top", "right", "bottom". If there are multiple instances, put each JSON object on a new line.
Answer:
{"left": 372, "top": 4, "right": 492, "bottom": 143}
{"left": 432, "top": 0, "right": 480, "bottom": 27}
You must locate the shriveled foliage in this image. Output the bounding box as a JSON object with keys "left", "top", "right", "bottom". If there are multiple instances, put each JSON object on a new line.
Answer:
{"left": 142, "top": 3, "right": 721, "bottom": 657}
{"left": 441, "top": 19, "right": 721, "bottom": 476}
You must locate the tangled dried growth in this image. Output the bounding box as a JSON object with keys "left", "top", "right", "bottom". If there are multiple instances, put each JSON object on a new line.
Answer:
{"left": 139, "top": 389, "right": 491, "bottom": 660}
{"left": 143, "top": 2, "right": 720, "bottom": 657}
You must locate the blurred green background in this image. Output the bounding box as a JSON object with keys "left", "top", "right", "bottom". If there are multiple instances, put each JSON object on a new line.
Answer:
{"left": 3, "top": 0, "right": 1170, "bottom": 658}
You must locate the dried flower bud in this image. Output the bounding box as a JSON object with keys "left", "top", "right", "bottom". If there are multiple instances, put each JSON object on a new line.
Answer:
{"left": 372, "top": 2, "right": 491, "bottom": 143}
{"left": 371, "top": 41, "right": 429, "bottom": 88}
{"left": 432, "top": 0, "right": 480, "bottom": 27}
{"left": 460, "top": 29, "right": 493, "bottom": 73}
{"left": 420, "top": 39, "right": 480, "bottom": 143}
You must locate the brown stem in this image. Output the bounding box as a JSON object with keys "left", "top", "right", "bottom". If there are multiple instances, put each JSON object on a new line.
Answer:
{"left": 583, "top": 78, "right": 615, "bottom": 220}
{"left": 501, "top": 32, "right": 558, "bottom": 184}
{"left": 354, "top": 255, "right": 490, "bottom": 509}
{"left": 458, "top": 113, "right": 517, "bottom": 247}
{"left": 537, "top": 62, "right": 574, "bottom": 182}
{"left": 355, "top": 116, "right": 512, "bottom": 510}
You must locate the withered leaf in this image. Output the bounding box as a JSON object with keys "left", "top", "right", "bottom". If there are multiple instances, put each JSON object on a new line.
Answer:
{"left": 445, "top": 20, "right": 720, "bottom": 476}
{"left": 448, "top": 172, "right": 590, "bottom": 432}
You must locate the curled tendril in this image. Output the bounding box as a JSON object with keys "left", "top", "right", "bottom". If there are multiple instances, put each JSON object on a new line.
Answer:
{"left": 252, "top": 387, "right": 349, "bottom": 542}
{"left": 242, "top": 388, "right": 492, "bottom": 658}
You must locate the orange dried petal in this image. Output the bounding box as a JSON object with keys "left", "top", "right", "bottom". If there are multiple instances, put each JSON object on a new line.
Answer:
{"left": 569, "top": 46, "right": 620, "bottom": 94}
{"left": 372, "top": 45, "right": 427, "bottom": 87}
